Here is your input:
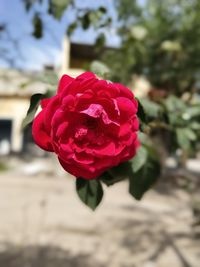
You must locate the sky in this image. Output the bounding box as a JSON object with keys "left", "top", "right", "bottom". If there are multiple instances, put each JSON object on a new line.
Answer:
{"left": 0, "top": 0, "right": 120, "bottom": 71}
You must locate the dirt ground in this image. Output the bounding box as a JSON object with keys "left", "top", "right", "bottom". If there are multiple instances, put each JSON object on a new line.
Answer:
{"left": 0, "top": 157, "right": 199, "bottom": 267}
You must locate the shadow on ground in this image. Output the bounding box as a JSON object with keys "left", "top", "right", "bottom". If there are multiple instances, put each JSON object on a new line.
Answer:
{"left": 0, "top": 244, "right": 103, "bottom": 267}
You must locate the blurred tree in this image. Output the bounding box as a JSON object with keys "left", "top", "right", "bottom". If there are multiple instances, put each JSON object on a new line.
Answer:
{"left": 0, "top": 0, "right": 111, "bottom": 68}
{"left": 26, "top": 0, "right": 111, "bottom": 37}
{"left": 103, "top": 0, "right": 200, "bottom": 96}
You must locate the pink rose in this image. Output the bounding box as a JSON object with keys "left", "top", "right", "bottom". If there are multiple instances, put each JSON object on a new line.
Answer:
{"left": 32, "top": 72, "right": 139, "bottom": 179}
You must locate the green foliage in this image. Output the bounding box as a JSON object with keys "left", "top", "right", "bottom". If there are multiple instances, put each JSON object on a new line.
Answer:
{"left": 137, "top": 93, "right": 200, "bottom": 155}
{"left": 176, "top": 128, "right": 196, "bottom": 150}
{"left": 162, "top": 95, "right": 200, "bottom": 152}
{"left": 137, "top": 99, "right": 146, "bottom": 122}
{"left": 48, "top": 0, "right": 72, "bottom": 20}
{"left": 32, "top": 14, "right": 43, "bottom": 38}
{"left": 131, "top": 146, "right": 148, "bottom": 173}
{"left": 76, "top": 7, "right": 109, "bottom": 33}
{"left": 22, "top": 90, "right": 54, "bottom": 129}
{"left": 129, "top": 158, "right": 160, "bottom": 200}
{"left": 76, "top": 178, "right": 104, "bottom": 210}
{"left": 95, "top": 33, "right": 106, "bottom": 48}
{"left": 102, "top": 0, "right": 200, "bottom": 95}
{"left": 129, "top": 145, "right": 161, "bottom": 200}
{"left": 90, "top": 60, "right": 110, "bottom": 79}
{"left": 139, "top": 98, "right": 162, "bottom": 119}
{"left": 99, "top": 143, "right": 160, "bottom": 201}
{"left": 100, "top": 161, "right": 132, "bottom": 186}
{"left": 22, "top": 1, "right": 110, "bottom": 41}
{"left": 22, "top": 94, "right": 44, "bottom": 129}
{"left": 67, "top": 22, "right": 77, "bottom": 36}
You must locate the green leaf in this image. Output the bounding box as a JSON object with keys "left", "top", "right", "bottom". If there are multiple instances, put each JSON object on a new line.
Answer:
{"left": 139, "top": 98, "right": 162, "bottom": 118}
{"left": 100, "top": 161, "right": 131, "bottom": 186}
{"left": 81, "top": 12, "right": 90, "bottom": 30}
{"left": 129, "top": 146, "right": 161, "bottom": 200}
{"left": 144, "top": 143, "right": 160, "bottom": 161}
{"left": 21, "top": 93, "right": 44, "bottom": 129}
{"left": 185, "top": 105, "right": 200, "bottom": 118}
{"left": 163, "top": 95, "right": 186, "bottom": 113}
{"left": 98, "top": 6, "right": 107, "bottom": 14}
{"left": 99, "top": 17, "right": 112, "bottom": 28}
{"left": 184, "top": 128, "right": 197, "bottom": 141}
{"left": 190, "top": 122, "right": 200, "bottom": 130}
{"left": 163, "top": 96, "right": 187, "bottom": 126}
{"left": 176, "top": 128, "right": 189, "bottom": 150}
{"left": 95, "top": 33, "right": 106, "bottom": 48}
{"left": 138, "top": 132, "right": 150, "bottom": 145}
{"left": 88, "top": 8, "right": 107, "bottom": 28}
{"left": 136, "top": 98, "right": 148, "bottom": 132}
{"left": 110, "top": 161, "right": 132, "bottom": 179}
{"left": 32, "top": 14, "right": 43, "bottom": 38}
{"left": 99, "top": 171, "right": 115, "bottom": 186}
{"left": 137, "top": 98, "right": 146, "bottom": 123}
{"left": 76, "top": 178, "right": 103, "bottom": 210}
{"left": 22, "top": 90, "right": 54, "bottom": 130}
{"left": 131, "top": 146, "right": 148, "bottom": 172}
{"left": 129, "top": 157, "right": 160, "bottom": 200}
{"left": 48, "top": 0, "right": 71, "bottom": 20}
{"left": 67, "top": 22, "right": 77, "bottom": 36}
{"left": 176, "top": 127, "right": 196, "bottom": 150}
{"left": 90, "top": 60, "right": 110, "bottom": 79}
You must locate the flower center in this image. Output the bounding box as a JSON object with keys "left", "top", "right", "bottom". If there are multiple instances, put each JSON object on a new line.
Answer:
{"left": 75, "top": 127, "right": 88, "bottom": 140}
{"left": 85, "top": 117, "right": 98, "bottom": 129}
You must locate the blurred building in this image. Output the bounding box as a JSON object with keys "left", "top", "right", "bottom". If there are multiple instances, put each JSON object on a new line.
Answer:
{"left": 0, "top": 69, "right": 47, "bottom": 155}
{"left": 59, "top": 36, "right": 104, "bottom": 76}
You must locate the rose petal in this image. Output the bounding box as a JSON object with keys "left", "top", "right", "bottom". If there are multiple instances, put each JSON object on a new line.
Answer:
{"left": 57, "top": 74, "right": 74, "bottom": 94}
{"left": 61, "top": 95, "right": 75, "bottom": 111}
{"left": 131, "top": 116, "right": 139, "bottom": 131}
{"left": 76, "top": 72, "right": 96, "bottom": 81}
{"left": 115, "top": 83, "right": 134, "bottom": 100}
{"left": 32, "top": 110, "right": 54, "bottom": 152}
{"left": 80, "top": 104, "right": 119, "bottom": 127}
{"left": 65, "top": 77, "right": 96, "bottom": 96}
{"left": 116, "top": 97, "right": 138, "bottom": 119}
{"left": 87, "top": 141, "right": 116, "bottom": 157}
{"left": 58, "top": 157, "right": 103, "bottom": 179}
{"left": 51, "top": 110, "right": 70, "bottom": 136}
{"left": 95, "top": 97, "right": 120, "bottom": 122}
{"left": 56, "top": 122, "right": 69, "bottom": 139}
{"left": 59, "top": 143, "right": 74, "bottom": 158}
{"left": 43, "top": 96, "right": 60, "bottom": 132}
{"left": 74, "top": 153, "right": 94, "bottom": 164}
{"left": 80, "top": 104, "right": 103, "bottom": 118}
{"left": 41, "top": 98, "right": 51, "bottom": 109}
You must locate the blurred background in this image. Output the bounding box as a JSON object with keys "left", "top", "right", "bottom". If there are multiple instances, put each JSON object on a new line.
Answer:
{"left": 0, "top": 0, "right": 200, "bottom": 266}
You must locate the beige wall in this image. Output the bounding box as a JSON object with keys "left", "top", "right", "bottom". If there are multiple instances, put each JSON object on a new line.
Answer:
{"left": 59, "top": 37, "right": 83, "bottom": 78}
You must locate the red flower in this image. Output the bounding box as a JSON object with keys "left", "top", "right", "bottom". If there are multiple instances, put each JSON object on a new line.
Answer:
{"left": 32, "top": 72, "right": 139, "bottom": 179}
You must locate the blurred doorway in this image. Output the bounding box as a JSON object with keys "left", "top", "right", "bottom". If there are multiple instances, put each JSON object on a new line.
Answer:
{"left": 0, "top": 119, "right": 12, "bottom": 155}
